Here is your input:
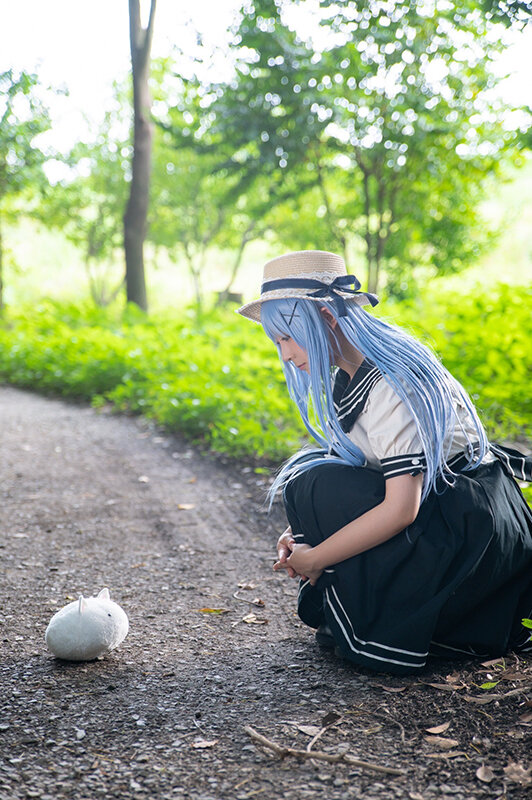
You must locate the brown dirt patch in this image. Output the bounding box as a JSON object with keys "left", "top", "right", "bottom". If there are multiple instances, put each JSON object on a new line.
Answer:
{"left": 0, "top": 387, "right": 530, "bottom": 800}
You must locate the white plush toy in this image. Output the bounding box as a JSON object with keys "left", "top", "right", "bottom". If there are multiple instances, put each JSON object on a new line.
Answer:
{"left": 45, "top": 588, "right": 129, "bottom": 661}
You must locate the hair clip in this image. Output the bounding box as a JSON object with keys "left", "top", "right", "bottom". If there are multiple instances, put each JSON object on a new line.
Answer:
{"left": 280, "top": 301, "right": 300, "bottom": 328}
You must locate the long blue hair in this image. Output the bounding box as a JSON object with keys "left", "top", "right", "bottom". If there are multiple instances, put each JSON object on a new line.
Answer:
{"left": 261, "top": 297, "right": 488, "bottom": 503}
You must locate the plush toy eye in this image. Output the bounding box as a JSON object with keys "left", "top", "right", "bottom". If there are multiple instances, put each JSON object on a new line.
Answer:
{"left": 107, "top": 613, "right": 112, "bottom": 617}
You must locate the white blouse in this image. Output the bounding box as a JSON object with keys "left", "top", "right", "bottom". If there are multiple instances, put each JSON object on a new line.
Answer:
{"left": 333, "top": 363, "right": 489, "bottom": 480}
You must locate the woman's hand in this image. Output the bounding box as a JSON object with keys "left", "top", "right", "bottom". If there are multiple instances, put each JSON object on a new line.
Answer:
{"left": 273, "top": 527, "right": 299, "bottom": 578}
{"left": 286, "top": 543, "right": 323, "bottom": 586}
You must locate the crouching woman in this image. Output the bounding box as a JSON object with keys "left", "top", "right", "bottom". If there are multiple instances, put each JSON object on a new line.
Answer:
{"left": 238, "top": 250, "right": 532, "bottom": 674}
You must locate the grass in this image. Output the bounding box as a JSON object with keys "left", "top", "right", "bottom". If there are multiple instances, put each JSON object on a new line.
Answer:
{"left": 0, "top": 285, "right": 530, "bottom": 468}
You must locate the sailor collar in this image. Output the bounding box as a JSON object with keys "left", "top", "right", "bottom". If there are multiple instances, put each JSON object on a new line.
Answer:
{"left": 333, "top": 359, "right": 382, "bottom": 433}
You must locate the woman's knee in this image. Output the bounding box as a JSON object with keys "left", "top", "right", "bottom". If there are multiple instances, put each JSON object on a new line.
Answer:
{"left": 288, "top": 464, "right": 384, "bottom": 524}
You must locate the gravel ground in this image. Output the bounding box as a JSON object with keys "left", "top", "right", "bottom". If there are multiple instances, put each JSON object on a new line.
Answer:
{"left": 0, "top": 386, "right": 530, "bottom": 800}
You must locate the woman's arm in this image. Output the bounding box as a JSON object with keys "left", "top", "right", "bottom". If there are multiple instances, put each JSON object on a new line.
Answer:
{"left": 286, "top": 472, "right": 423, "bottom": 584}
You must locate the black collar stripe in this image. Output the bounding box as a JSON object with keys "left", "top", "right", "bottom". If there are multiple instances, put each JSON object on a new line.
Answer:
{"left": 333, "top": 362, "right": 383, "bottom": 434}
{"left": 338, "top": 369, "right": 380, "bottom": 409}
{"left": 337, "top": 370, "right": 381, "bottom": 419}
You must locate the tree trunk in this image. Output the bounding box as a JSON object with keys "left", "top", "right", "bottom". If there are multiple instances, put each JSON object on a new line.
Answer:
{"left": 124, "top": 0, "right": 157, "bottom": 312}
{"left": 216, "top": 223, "right": 256, "bottom": 305}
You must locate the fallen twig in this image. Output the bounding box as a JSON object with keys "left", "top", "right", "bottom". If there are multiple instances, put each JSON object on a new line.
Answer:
{"left": 374, "top": 706, "right": 407, "bottom": 745}
{"left": 244, "top": 726, "right": 406, "bottom": 776}
{"left": 232, "top": 590, "right": 264, "bottom": 607}
{"left": 306, "top": 716, "right": 343, "bottom": 767}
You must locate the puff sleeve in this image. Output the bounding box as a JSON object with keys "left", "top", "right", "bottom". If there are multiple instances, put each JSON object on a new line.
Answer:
{"left": 363, "top": 380, "right": 426, "bottom": 479}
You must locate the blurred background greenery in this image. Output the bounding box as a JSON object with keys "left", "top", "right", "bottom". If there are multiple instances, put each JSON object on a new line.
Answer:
{"left": 0, "top": 0, "right": 530, "bottom": 486}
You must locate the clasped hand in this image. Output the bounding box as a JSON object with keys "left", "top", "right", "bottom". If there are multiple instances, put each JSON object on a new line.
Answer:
{"left": 273, "top": 527, "right": 323, "bottom": 586}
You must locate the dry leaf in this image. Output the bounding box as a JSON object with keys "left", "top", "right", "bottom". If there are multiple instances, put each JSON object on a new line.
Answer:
{"left": 296, "top": 724, "right": 322, "bottom": 737}
{"left": 424, "top": 736, "right": 459, "bottom": 750}
{"left": 242, "top": 613, "right": 268, "bottom": 625}
{"left": 138, "top": 475, "right": 150, "bottom": 483}
{"left": 197, "top": 607, "right": 230, "bottom": 615}
{"left": 321, "top": 711, "right": 341, "bottom": 727}
{"left": 251, "top": 597, "right": 265, "bottom": 607}
{"left": 409, "top": 793, "right": 425, "bottom": 800}
{"left": 238, "top": 582, "right": 257, "bottom": 590}
{"left": 476, "top": 765, "right": 495, "bottom": 783}
{"left": 445, "top": 673, "right": 462, "bottom": 684}
{"left": 425, "top": 722, "right": 451, "bottom": 735}
{"left": 498, "top": 670, "right": 527, "bottom": 682}
{"left": 178, "top": 503, "right": 195, "bottom": 510}
{"left": 481, "top": 657, "right": 505, "bottom": 668}
{"left": 426, "top": 751, "right": 467, "bottom": 760}
{"left": 191, "top": 739, "right": 218, "bottom": 749}
{"left": 518, "top": 711, "right": 532, "bottom": 723}
{"left": 425, "top": 682, "right": 460, "bottom": 692}
{"left": 369, "top": 682, "right": 407, "bottom": 693}
{"left": 503, "top": 761, "right": 532, "bottom": 786}
{"left": 463, "top": 694, "right": 498, "bottom": 705}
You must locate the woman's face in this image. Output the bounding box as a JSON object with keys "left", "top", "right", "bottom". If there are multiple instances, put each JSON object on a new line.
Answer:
{"left": 276, "top": 336, "right": 310, "bottom": 374}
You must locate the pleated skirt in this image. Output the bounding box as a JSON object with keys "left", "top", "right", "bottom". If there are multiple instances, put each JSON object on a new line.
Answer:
{"left": 284, "top": 457, "right": 532, "bottom": 674}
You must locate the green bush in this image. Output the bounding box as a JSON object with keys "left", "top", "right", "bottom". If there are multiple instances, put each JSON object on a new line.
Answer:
{"left": 0, "top": 301, "right": 305, "bottom": 461}
{"left": 384, "top": 284, "right": 532, "bottom": 443}
{"left": 0, "top": 286, "right": 530, "bottom": 467}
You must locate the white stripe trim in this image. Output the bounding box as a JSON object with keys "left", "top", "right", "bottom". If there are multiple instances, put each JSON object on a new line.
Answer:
{"left": 325, "top": 588, "right": 426, "bottom": 668}
{"left": 430, "top": 640, "right": 489, "bottom": 657}
{"left": 337, "top": 368, "right": 378, "bottom": 408}
{"left": 337, "top": 370, "right": 381, "bottom": 420}
{"left": 330, "top": 586, "right": 428, "bottom": 657}
{"left": 326, "top": 585, "right": 428, "bottom": 659}
{"left": 382, "top": 465, "right": 427, "bottom": 478}
{"left": 381, "top": 452, "right": 425, "bottom": 465}
{"left": 298, "top": 579, "right": 310, "bottom": 602}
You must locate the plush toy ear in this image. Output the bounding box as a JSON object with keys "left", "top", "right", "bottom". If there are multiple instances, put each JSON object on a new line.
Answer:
{"left": 78, "top": 595, "right": 86, "bottom": 614}
{"left": 98, "top": 588, "right": 110, "bottom": 600}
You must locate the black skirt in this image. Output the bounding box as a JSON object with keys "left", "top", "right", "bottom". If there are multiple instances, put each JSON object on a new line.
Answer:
{"left": 284, "top": 452, "right": 532, "bottom": 675}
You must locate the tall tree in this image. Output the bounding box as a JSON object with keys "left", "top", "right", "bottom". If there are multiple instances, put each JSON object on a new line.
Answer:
{"left": 151, "top": 68, "right": 273, "bottom": 312}
{"left": 124, "top": 0, "right": 156, "bottom": 311}
{"left": 317, "top": 0, "right": 527, "bottom": 293}
{"left": 480, "top": 0, "right": 532, "bottom": 25}
{"left": 41, "top": 107, "right": 130, "bottom": 306}
{"left": 210, "top": 0, "right": 528, "bottom": 295}
{"left": 0, "top": 70, "right": 52, "bottom": 309}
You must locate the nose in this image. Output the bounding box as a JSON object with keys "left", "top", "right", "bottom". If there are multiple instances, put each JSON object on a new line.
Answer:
{"left": 279, "top": 340, "right": 292, "bottom": 363}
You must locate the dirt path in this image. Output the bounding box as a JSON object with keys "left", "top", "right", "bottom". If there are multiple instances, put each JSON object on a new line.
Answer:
{"left": 0, "top": 387, "right": 530, "bottom": 800}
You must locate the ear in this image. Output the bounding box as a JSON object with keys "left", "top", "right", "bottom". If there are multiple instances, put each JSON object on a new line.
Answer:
{"left": 319, "top": 306, "right": 338, "bottom": 329}
{"left": 78, "top": 595, "right": 86, "bottom": 614}
{"left": 98, "top": 588, "right": 110, "bottom": 600}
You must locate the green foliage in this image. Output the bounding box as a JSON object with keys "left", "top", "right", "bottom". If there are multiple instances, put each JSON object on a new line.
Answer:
{"left": 386, "top": 283, "right": 532, "bottom": 442}
{"left": 0, "top": 70, "right": 56, "bottom": 306}
{"left": 1, "top": 285, "right": 531, "bottom": 471}
{"left": 205, "top": 0, "right": 529, "bottom": 294}
{"left": 480, "top": 0, "right": 532, "bottom": 26}
{"left": 0, "top": 300, "right": 304, "bottom": 461}
{"left": 39, "top": 99, "right": 130, "bottom": 306}
{"left": 0, "top": 70, "right": 53, "bottom": 204}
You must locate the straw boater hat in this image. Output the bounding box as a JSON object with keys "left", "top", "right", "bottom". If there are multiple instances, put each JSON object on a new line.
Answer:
{"left": 237, "top": 250, "right": 378, "bottom": 323}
